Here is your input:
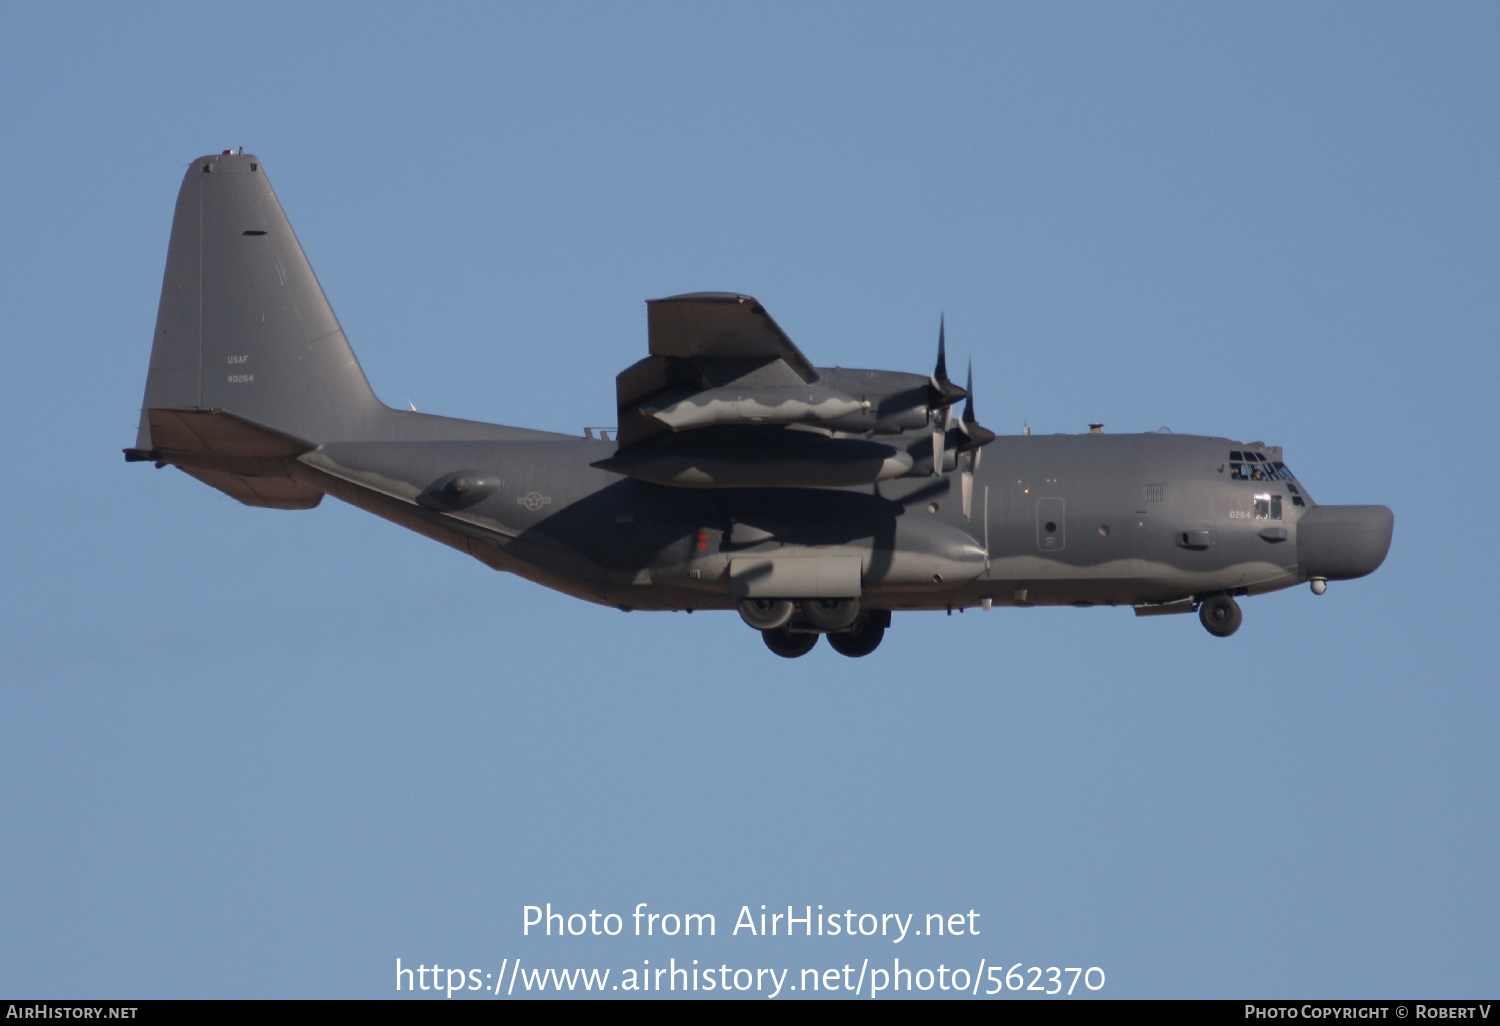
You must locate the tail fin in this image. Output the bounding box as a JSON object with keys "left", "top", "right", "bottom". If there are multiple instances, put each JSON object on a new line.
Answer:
{"left": 133, "top": 152, "right": 384, "bottom": 454}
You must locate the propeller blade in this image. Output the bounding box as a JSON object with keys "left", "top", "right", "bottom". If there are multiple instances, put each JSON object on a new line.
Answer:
{"left": 957, "top": 358, "right": 997, "bottom": 450}
{"left": 934, "top": 314, "right": 949, "bottom": 385}
{"left": 927, "top": 315, "right": 968, "bottom": 409}
{"left": 960, "top": 450, "right": 974, "bottom": 518}
{"left": 958, "top": 360, "right": 975, "bottom": 440}
{"left": 931, "top": 404, "right": 950, "bottom": 476}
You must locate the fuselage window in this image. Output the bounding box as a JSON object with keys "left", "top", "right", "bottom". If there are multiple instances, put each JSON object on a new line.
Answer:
{"left": 1253, "top": 493, "right": 1283, "bottom": 520}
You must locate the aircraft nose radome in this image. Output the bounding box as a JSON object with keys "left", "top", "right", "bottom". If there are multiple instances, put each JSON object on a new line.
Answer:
{"left": 1297, "top": 504, "right": 1394, "bottom": 581}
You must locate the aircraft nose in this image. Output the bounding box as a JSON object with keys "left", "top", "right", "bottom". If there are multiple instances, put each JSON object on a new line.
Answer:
{"left": 1297, "top": 504, "right": 1394, "bottom": 581}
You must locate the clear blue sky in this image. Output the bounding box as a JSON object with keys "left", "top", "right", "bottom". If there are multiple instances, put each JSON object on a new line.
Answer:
{"left": 2, "top": 2, "right": 1496, "bottom": 998}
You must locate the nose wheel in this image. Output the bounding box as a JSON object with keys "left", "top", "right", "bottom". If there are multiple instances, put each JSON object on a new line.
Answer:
{"left": 1198, "top": 594, "right": 1242, "bottom": 637}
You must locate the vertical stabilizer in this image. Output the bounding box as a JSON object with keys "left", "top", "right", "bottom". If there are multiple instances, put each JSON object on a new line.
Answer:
{"left": 134, "top": 152, "right": 384, "bottom": 451}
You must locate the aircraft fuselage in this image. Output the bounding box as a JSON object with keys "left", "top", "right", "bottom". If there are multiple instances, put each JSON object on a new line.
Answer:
{"left": 292, "top": 416, "right": 1385, "bottom": 616}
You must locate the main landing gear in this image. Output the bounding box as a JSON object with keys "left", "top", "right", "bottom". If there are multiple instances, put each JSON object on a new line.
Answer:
{"left": 762, "top": 626, "right": 819, "bottom": 658}
{"left": 741, "top": 598, "right": 891, "bottom": 658}
{"left": 826, "top": 610, "right": 888, "bottom": 657}
{"left": 1198, "top": 593, "right": 1243, "bottom": 638}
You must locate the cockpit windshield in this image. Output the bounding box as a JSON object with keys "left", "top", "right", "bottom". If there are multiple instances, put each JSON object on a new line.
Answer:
{"left": 1229, "top": 451, "right": 1296, "bottom": 483}
{"left": 1230, "top": 450, "right": 1306, "bottom": 507}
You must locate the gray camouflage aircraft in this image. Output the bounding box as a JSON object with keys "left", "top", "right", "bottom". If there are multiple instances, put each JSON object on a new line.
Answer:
{"left": 128, "top": 152, "right": 1393, "bottom": 657}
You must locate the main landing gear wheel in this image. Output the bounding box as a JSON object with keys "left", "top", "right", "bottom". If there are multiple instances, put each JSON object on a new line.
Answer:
{"left": 738, "top": 598, "right": 795, "bottom": 631}
{"left": 801, "top": 597, "right": 860, "bottom": 632}
{"left": 1198, "top": 594, "right": 1242, "bottom": 637}
{"left": 762, "top": 626, "right": 819, "bottom": 658}
{"left": 826, "top": 611, "right": 889, "bottom": 658}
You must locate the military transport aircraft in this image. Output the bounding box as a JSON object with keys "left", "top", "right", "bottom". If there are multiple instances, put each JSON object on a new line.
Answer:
{"left": 127, "top": 152, "right": 1393, "bottom": 657}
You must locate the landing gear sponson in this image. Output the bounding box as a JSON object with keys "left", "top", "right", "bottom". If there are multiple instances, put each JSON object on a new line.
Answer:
{"left": 741, "top": 599, "right": 891, "bottom": 658}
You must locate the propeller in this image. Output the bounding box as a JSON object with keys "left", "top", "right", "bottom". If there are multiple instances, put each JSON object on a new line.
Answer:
{"left": 954, "top": 361, "right": 997, "bottom": 518}
{"left": 931, "top": 402, "right": 951, "bottom": 477}
{"left": 927, "top": 315, "right": 968, "bottom": 410}
{"left": 927, "top": 315, "right": 966, "bottom": 476}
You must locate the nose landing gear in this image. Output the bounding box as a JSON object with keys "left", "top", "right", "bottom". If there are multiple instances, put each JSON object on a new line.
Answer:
{"left": 1198, "top": 593, "right": 1242, "bottom": 637}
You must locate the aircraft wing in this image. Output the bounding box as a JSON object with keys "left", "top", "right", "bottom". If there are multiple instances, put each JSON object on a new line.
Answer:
{"left": 617, "top": 293, "right": 854, "bottom": 449}
{"left": 603, "top": 294, "right": 921, "bottom": 488}
{"left": 646, "top": 293, "right": 818, "bottom": 382}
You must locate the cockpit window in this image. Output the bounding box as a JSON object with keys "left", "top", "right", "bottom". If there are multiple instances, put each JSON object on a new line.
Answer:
{"left": 1230, "top": 453, "right": 1298, "bottom": 483}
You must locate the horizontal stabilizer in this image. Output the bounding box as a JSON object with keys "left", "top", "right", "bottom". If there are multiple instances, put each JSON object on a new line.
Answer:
{"left": 128, "top": 409, "right": 322, "bottom": 509}
{"left": 177, "top": 467, "right": 322, "bottom": 509}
